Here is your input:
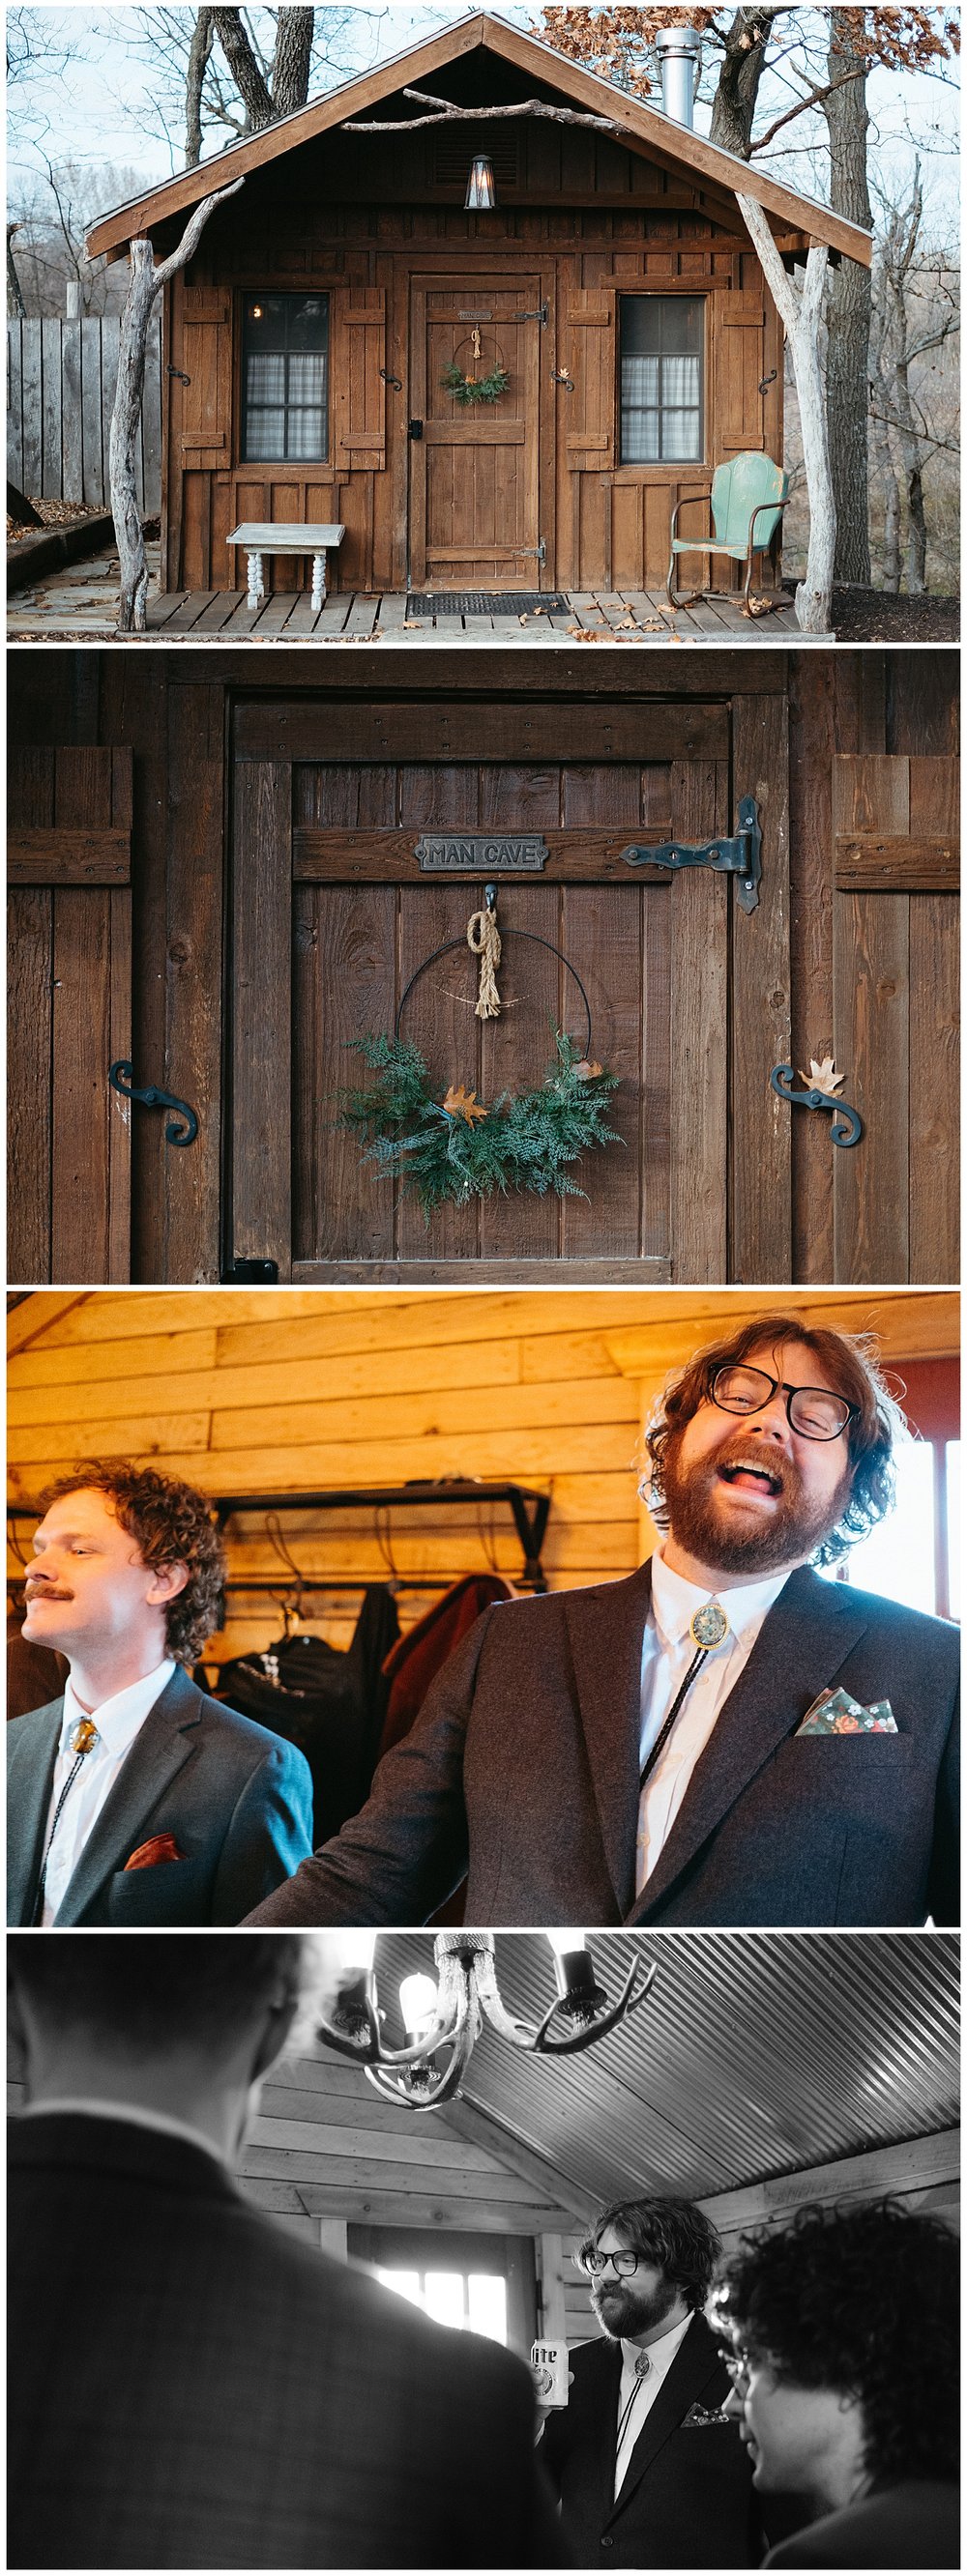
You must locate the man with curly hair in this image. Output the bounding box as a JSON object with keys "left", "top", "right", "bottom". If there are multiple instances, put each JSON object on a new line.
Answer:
{"left": 718, "top": 2200, "right": 959, "bottom": 2567}
{"left": 7, "top": 1462, "right": 312, "bottom": 1925}
{"left": 248, "top": 1314, "right": 958, "bottom": 1930}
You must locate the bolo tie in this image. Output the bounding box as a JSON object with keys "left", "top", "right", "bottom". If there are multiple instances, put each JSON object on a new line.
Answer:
{"left": 31, "top": 1717, "right": 100, "bottom": 1925}
{"left": 615, "top": 2348, "right": 653, "bottom": 2456}
{"left": 639, "top": 1600, "right": 730, "bottom": 1794}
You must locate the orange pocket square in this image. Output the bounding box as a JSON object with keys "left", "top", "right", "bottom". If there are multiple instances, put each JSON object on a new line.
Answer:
{"left": 123, "top": 1834, "right": 186, "bottom": 1870}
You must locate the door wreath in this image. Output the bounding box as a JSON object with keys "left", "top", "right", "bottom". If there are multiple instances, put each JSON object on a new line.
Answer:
{"left": 442, "top": 325, "right": 510, "bottom": 406}
{"left": 337, "top": 891, "right": 621, "bottom": 1220}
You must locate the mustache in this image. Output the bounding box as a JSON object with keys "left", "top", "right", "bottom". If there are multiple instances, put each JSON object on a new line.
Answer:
{"left": 24, "top": 1581, "right": 73, "bottom": 1602}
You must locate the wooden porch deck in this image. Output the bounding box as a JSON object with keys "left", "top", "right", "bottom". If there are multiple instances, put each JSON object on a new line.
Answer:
{"left": 145, "top": 583, "right": 804, "bottom": 642}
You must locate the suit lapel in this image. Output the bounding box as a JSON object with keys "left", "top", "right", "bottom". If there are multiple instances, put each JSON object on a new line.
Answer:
{"left": 608, "top": 2315, "right": 721, "bottom": 2520}
{"left": 629, "top": 1565, "right": 871, "bottom": 1921}
{"left": 7, "top": 1700, "right": 62, "bottom": 1925}
{"left": 54, "top": 1668, "right": 204, "bottom": 1925}
{"left": 564, "top": 1565, "right": 653, "bottom": 1915}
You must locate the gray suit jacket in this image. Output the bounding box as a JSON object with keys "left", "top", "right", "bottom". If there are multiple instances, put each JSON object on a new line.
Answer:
{"left": 247, "top": 1562, "right": 959, "bottom": 1929}
{"left": 7, "top": 1665, "right": 313, "bottom": 1925}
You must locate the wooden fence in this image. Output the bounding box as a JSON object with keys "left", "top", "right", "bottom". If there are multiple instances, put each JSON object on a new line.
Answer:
{"left": 7, "top": 316, "right": 162, "bottom": 511}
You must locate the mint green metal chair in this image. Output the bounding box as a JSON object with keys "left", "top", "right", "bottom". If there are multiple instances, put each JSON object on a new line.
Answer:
{"left": 666, "top": 452, "right": 790, "bottom": 613}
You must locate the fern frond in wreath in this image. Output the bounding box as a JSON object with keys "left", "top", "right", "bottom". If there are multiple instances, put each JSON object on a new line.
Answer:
{"left": 441, "top": 361, "right": 511, "bottom": 406}
{"left": 337, "top": 1029, "right": 622, "bottom": 1221}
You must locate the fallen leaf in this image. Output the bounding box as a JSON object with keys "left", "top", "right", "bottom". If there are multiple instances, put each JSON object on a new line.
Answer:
{"left": 574, "top": 1058, "right": 603, "bottom": 1081}
{"left": 442, "top": 1084, "right": 487, "bottom": 1124}
{"left": 801, "top": 1055, "right": 845, "bottom": 1096}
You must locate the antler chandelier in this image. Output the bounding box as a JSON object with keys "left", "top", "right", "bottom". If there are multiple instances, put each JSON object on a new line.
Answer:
{"left": 316, "top": 1931, "right": 655, "bottom": 2109}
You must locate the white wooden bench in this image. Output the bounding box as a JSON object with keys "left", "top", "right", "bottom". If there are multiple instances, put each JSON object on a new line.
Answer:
{"left": 226, "top": 522, "right": 346, "bottom": 611}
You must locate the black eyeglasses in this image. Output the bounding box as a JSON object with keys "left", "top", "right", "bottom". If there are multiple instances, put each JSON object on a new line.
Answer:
{"left": 581, "top": 2247, "right": 642, "bottom": 2279}
{"left": 711, "top": 1364, "right": 859, "bottom": 1443}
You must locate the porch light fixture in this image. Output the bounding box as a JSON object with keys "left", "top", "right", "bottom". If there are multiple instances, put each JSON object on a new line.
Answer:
{"left": 465, "top": 153, "right": 497, "bottom": 212}
{"left": 315, "top": 1930, "right": 655, "bottom": 2109}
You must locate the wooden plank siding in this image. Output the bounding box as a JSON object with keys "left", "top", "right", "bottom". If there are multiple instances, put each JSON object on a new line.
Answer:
{"left": 159, "top": 119, "right": 784, "bottom": 598}
{"left": 7, "top": 1286, "right": 956, "bottom": 1669}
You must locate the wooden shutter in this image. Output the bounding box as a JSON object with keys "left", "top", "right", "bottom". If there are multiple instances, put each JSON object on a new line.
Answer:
{"left": 178, "top": 282, "right": 232, "bottom": 469}
{"left": 566, "top": 290, "right": 616, "bottom": 469}
{"left": 333, "top": 287, "right": 387, "bottom": 471}
{"left": 715, "top": 304, "right": 768, "bottom": 456}
{"left": 832, "top": 754, "right": 959, "bottom": 1281}
{"left": 8, "top": 748, "right": 132, "bottom": 1285}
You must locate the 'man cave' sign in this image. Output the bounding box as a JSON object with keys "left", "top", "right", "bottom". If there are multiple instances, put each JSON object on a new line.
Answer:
{"left": 415, "top": 833, "right": 549, "bottom": 873}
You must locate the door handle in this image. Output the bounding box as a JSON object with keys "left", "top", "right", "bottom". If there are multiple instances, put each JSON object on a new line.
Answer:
{"left": 108, "top": 1060, "right": 198, "bottom": 1146}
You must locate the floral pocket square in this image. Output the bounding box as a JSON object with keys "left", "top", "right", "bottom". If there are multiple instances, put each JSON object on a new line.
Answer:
{"left": 123, "top": 1833, "right": 187, "bottom": 1869}
{"left": 797, "top": 1688, "right": 898, "bottom": 1736}
{"left": 682, "top": 2404, "right": 733, "bottom": 2428}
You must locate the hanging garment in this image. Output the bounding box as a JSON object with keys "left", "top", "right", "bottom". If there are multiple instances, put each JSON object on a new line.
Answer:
{"left": 379, "top": 1574, "right": 515, "bottom": 1756}
{"left": 215, "top": 1585, "right": 400, "bottom": 1845}
{"left": 7, "top": 1613, "right": 69, "bottom": 1722}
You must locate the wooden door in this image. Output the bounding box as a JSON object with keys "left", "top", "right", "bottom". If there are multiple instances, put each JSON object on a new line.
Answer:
{"left": 409, "top": 276, "right": 543, "bottom": 589}
{"left": 226, "top": 691, "right": 793, "bottom": 1286}
{"left": 8, "top": 748, "right": 132, "bottom": 1285}
{"left": 831, "top": 753, "right": 960, "bottom": 1281}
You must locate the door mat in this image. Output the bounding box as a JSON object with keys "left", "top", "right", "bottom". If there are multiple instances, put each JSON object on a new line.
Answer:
{"left": 406, "top": 592, "right": 570, "bottom": 618}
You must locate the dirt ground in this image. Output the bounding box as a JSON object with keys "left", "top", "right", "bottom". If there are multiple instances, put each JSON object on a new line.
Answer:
{"left": 6, "top": 497, "right": 105, "bottom": 542}
{"left": 831, "top": 587, "right": 959, "bottom": 642}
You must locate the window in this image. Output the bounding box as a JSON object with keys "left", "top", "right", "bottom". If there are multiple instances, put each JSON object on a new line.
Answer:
{"left": 620, "top": 297, "right": 704, "bottom": 464}
{"left": 348, "top": 2224, "right": 536, "bottom": 2352}
{"left": 817, "top": 1361, "right": 960, "bottom": 1622}
{"left": 374, "top": 2269, "right": 509, "bottom": 2343}
{"left": 241, "top": 292, "right": 329, "bottom": 461}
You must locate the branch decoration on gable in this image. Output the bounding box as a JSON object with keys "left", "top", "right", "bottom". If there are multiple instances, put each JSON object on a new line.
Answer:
{"left": 336, "top": 888, "right": 621, "bottom": 1219}
{"left": 443, "top": 327, "right": 510, "bottom": 406}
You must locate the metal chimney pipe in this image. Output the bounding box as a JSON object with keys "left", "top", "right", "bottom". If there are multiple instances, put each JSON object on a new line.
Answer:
{"left": 656, "top": 25, "right": 701, "bottom": 129}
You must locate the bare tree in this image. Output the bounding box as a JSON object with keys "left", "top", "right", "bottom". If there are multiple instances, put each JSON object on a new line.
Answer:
{"left": 739, "top": 198, "right": 834, "bottom": 629}
{"left": 870, "top": 159, "right": 960, "bottom": 592}
{"left": 822, "top": 11, "right": 871, "bottom": 583}
{"left": 129, "top": 6, "right": 386, "bottom": 168}
{"left": 110, "top": 180, "right": 243, "bottom": 631}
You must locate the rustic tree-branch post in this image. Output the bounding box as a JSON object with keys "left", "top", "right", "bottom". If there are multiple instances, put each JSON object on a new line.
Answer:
{"left": 738, "top": 194, "right": 835, "bottom": 633}
{"left": 109, "top": 178, "right": 243, "bottom": 631}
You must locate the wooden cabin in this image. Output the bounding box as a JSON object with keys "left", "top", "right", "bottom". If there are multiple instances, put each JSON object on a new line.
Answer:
{"left": 8, "top": 1287, "right": 959, "bottom": 1677}
{"left": 8, "top": 1927, "right": 959, "bottom": 2320}
{"left": 7, "top": 647, "right": 959, "bottom": 1289}
{"left": 84, "top": 14, "right": 870, "bottom": 599}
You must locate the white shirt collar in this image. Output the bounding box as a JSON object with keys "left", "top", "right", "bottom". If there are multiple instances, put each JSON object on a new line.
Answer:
{"left": 651, "top": 1549, "right": 788, "bottom": 1651}
{"left": 17, "top": 2098, "right": 226, "bottom": 2166}
{"left": 61, "top": 1660, "right": 177, "bottom": 1753}
{"left": 620, "top": 2311, "right": 693, "bottom": 2373}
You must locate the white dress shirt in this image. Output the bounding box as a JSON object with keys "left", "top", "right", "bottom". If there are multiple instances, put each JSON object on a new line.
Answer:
{"left": 636, "top": 1554, "right": 787, "bottom": 1893}
{"left": 614, "top": 2313, "right": 693, "bottom": 2497}
{"left": 40, "top": 1662, "right": 176, "bottom": 1924}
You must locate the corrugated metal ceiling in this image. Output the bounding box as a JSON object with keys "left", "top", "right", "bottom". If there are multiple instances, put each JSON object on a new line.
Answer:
{"left": 368, "top": 1932, "right": 958, "bottom": 2207}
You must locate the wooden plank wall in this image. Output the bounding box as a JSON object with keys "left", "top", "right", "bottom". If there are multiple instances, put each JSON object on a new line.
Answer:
{"left": 7, "top": 1285, "right": 957, "bottom": 1662}
{"left": 7, "top": 318, "right": 161, "bottom": 509}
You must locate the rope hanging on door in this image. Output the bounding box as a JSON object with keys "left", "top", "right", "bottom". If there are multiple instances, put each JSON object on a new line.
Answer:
{"left": 334, "top": 886, "right": 622, "bottom": 1222}
{"left": 467, "top": 895, "right": 502, "bottom": 1018}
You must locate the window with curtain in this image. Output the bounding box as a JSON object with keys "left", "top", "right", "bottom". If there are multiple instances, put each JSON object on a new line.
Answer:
{"left": 817, "top": 1359, "right": 960, "bottom": 1622}
{"left": 620, "top": 297, "right": 704, "bottom": 464}
{"left": 241, "top": 292, "right": 329, "bottom": 461}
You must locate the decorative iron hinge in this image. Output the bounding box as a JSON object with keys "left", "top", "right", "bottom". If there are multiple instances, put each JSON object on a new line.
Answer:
{"left": 620, "top": 796, "right": 762, "bottom": 914}
{"left": 512, "top": 302, "right": 548, "bottom": 325}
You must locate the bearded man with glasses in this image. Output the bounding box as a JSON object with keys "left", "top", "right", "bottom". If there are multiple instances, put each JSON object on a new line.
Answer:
{"left": 248, "top": 1314, "right": 958, "bottom": 1931}
{"left": 537, "top": 2195, "right": 769, "bottom": 2567}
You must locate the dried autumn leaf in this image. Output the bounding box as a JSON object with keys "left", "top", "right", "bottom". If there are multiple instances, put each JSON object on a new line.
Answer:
{"left": 801, "top": 1055, "right": 845, "bottom": 1096}
{"left": 574, "top": 1058, "right": 603, "bottom": 1080}
{"left": 442, "top": 1083, "right": 487, "bottom": 1124}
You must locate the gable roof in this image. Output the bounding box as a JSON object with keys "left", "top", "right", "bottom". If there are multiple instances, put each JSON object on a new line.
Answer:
{"left": 86, "top": 11, "right": 872, "bottom": 266}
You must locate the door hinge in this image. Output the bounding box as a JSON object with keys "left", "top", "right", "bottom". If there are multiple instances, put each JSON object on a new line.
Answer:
{"left": 620, "top": 796, "right": 762, "bottom": 914}
{"left": 512, "top": 302, "right": 548, "bottom": 325}
{"left": 222, "top": 1258, "right": 279, "bottom": 1284}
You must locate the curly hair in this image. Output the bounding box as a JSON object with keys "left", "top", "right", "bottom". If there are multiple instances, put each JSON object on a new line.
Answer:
{"left": 643, "top": 1314, "right": 904, "bottom": 1566}
{"left": 719, "top": 2199, "right": 959, "bottom": 2487}
{"left": 37, "top": 1461, "right": 225, "bottom": 1664}
{"left": 579, "top": 2195, "right": 722, "bottom": 2310}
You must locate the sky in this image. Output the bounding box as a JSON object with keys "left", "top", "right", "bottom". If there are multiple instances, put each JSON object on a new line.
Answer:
{"left": 7, "top": 2, "right": 961, "bottom": 234}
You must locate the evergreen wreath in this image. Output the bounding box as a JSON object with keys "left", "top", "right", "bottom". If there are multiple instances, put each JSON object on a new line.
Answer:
{"left": 337, "top": 1029, "right": 622, "bottom": 1221}
{"left": 441, "top": 360, "right": 510, "bottom": 406}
